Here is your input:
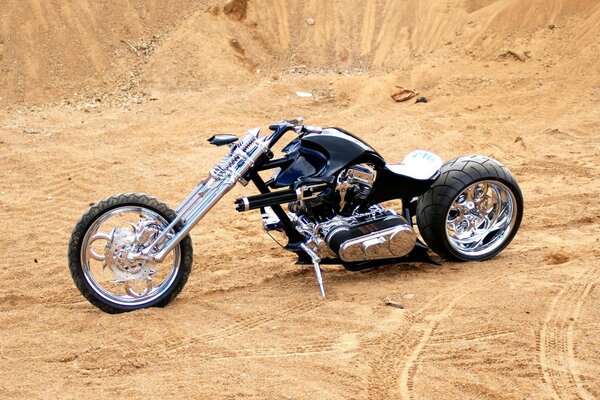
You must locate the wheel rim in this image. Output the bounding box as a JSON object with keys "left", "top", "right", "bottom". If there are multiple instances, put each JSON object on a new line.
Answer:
{"left": 80, "top": 206, "right": 181, "bottom": 307}
{"left": 445, "top": 180, "right": 517, "bottom": 257}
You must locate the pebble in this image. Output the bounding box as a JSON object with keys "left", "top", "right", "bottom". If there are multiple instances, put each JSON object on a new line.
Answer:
{"left": 295, "top": 91, "right": 313, "bottom": 98}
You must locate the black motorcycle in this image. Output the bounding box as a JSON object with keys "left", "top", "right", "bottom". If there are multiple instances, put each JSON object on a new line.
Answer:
{"left": 68, "top": 118, "right": 523, "bottom": 313}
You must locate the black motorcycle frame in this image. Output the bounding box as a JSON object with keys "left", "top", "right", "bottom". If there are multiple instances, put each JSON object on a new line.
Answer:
{"left": 234, "top": 120, "right": 436, "bottom": 266}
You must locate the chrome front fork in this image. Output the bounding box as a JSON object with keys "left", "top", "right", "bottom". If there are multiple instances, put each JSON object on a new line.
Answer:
{"left": 141, "top": 128, "right": 267, "bottom": 262}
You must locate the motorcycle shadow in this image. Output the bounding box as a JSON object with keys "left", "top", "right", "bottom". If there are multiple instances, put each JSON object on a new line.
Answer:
{"left": 319, "top": 260, "right": 446, "bottom": 285}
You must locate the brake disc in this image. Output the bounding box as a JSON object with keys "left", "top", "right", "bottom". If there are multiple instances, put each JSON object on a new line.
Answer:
{"left": 102, "top": 227, "right": 154, "bottom": 283}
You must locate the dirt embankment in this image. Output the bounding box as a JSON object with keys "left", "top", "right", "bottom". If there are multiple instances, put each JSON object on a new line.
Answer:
{"left": 2, "top": 0, "right": 599, "bottom": 105}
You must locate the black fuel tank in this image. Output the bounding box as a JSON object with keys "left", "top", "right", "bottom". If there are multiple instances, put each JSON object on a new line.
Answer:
{"left": 274, "top": 128, "right": 384, "bottom": 186}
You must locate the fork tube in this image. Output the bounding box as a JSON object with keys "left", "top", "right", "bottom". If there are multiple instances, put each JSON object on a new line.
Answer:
{"left": 175, "top": 183, "right": 203, "bottom": 214}
{"left": 145, "top": 128, "right": 267, "bottom": 262}
{"left": 149, "top": 182, "right": 219, "bottom": 248}
{"left": 149, "top": 180, "right": 234, "bottom": 262}
{"left": 175, "top": 178, "right": 211, "bottom": 214}
{"left": 175, "top": 179, "right": 218, "bottom": 222}
{"left": 147, "top": 182, "right": 224, "bottom": 253}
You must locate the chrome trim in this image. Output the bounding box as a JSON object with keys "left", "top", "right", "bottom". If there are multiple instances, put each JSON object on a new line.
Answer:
{"left": 88, "top": 232, "right": 112, "bottom": 261}
{"left": 445, "top": 180, "right": 517, "bottom": 257}
{"left": 291, "top": 205, "right": 404, "bottom": 261}
{"left": 242, "top": 197, "right": 250, "bottom": 211}
{"left": 336, "top": 164, "right": 376, "bottom": 210}
{"left": 261, "top": 206, "right": 282, "bottom": 231}
{"left": 304, "top": 126, "right": 323, "bottom": 134}
{"left": 345, "top": 165, "right": 376, "bottom": 186}
{"left": 315, "top": 236, "right": 336, "bottom": 259}
{"left": 338, "top": 224, "right": 416, "bottom": 262}
{"left": 336, "top": 180, "right": 352, "bottom": 210}
{"left": 296, "top": 183, "right": 328, "bottom": 201}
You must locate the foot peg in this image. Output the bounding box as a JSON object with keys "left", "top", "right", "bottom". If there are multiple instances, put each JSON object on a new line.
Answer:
{"left": 260, "top": 206, "right": 283, "bottom": 231}
{"left": 300, "top": 243, "right": 326, "bottom": 297}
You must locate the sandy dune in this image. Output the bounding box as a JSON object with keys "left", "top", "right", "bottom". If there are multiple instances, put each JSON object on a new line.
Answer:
{"left": 1, "top": 0, "right": 599, "bottom": 398}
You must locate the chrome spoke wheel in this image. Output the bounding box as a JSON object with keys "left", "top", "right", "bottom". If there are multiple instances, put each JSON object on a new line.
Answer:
{"left": 445, "top": 180, "right": 517, "bottom": 257}
{"left": 80, "top": 206, "right": 181, "bottom": 307}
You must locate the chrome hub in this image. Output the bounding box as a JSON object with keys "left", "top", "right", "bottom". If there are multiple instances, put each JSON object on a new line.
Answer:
{"left": 445, "top": 180, "right": 517, "bottom": 257}
{"left": 102, "top": 227, "right": 156, "bottom": 283}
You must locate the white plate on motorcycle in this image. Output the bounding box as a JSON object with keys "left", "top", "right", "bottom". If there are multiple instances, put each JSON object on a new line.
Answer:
{"left": 387, "top": 150, "right": 443, "bottom": 180}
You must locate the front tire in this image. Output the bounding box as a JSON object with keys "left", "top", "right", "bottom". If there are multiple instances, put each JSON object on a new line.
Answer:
{"left": 68, "top": 193, "right": 193, "bottom": 313}
{"left": 416, "top": 156, "right": 523, "bottom": 261}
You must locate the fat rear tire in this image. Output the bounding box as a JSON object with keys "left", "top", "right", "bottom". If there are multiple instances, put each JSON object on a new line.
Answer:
{"left": 67, "top": 193, "right": 193, "bottom": 313}
{"left": 416, "top": 156, "right": 523, "bottom": 261}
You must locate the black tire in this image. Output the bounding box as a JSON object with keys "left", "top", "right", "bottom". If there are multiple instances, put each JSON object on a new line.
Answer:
{"left": 416, "top": 155, "right": 523, "bottom": 261}
{"left": 68, "top": 193, "right": 193, "bottom": 313}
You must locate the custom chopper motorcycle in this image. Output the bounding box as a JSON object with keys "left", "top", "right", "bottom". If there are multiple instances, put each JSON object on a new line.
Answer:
{"left": 68, "top": 118, "right": 523, "bottom": 313}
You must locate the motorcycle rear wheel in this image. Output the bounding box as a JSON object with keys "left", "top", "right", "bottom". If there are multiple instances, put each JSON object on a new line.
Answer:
{"left": 416, "top": 155, "right": 523, "bottom": 261}
{"left": 67, "top": 193, "right": 193, "bottom": 313}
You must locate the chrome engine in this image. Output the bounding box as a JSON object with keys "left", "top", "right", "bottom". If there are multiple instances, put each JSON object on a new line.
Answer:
{"left": 291, "top": 205, "right": 416, "bottom": 263}
{"left": 335, "top": 164, "right": 376, "bottom": 211}
{"left": 264, "top": 163, "right": 415, "bottom": 265}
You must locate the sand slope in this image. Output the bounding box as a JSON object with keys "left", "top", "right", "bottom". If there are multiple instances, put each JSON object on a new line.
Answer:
{"left": 0, "top": 1, "right": 599, "bottom": 399}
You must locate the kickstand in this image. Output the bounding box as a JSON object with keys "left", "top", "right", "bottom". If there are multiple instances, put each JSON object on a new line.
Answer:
{"left": 300, "top": 243, "right": 326, "bottom": 298}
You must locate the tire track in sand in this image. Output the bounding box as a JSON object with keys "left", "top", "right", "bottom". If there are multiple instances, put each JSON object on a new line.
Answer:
{"left": 155, "top": 299, "right": 323, "bottom": 357}
{"left": 428, "top": 328, "right": 515, "bottom": 345}
{"left": 366, "top": 275, "right": 502, "bottom": 399}
{"left": 194, "top": 335, "right": 358, "bottom": 361}
{"left": 73, "top": 336, "right": 359, "bottom": 378}
{"left": 40, "top": 299, "right": 325, "bottom": 371}
{"left": 399, "top": 276, "right": 503, "bottom": 400}
{"left": 539, "top": 269, "right": 599, "bottom": 400}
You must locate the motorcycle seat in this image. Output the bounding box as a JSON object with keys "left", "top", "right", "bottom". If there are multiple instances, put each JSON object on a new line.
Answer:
{"left": 385, "top": 150, "right": 444, "bottom": 181}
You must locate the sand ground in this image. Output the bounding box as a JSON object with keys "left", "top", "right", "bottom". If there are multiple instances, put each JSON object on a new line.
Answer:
{"left": 0, "top": 1, "right": 599, "bottom": 398}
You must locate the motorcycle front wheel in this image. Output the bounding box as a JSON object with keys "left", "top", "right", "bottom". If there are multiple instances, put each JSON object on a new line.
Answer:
{"left": 416, "top": 155, "right": 523, "bottom": 261}
{"left": 68, "top": 193, "right": 193, "bottom": 313}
